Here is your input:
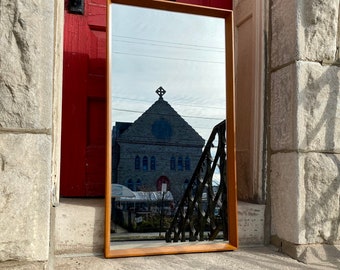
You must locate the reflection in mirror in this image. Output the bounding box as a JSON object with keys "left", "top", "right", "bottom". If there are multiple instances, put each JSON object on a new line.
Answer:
{"left": 107, "top": 1, "right": 234, "bottom": 255}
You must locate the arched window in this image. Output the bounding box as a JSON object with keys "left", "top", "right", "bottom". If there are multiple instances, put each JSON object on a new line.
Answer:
{"left": 135, "top": 155, "right": 140, "bottom": 170}
{"left": 178, "top": 156, "right": 183, "bottom": 171}
{"left": 127, "top": 179, "right": 134, "bottom": 191}
{"left": 142, "top": 156, "right": 148, "bottom": 171}
{"left": 185, "top": 156, "right": 190, "bottom": 170}
{"left": 136, "top": 179, "right": 142, "bottom": 191}
{"left": 170, "top": 156, "right": 176, "bottom": 170}
{"left": 150, "top": 156, "right": 156, "bottom": 170}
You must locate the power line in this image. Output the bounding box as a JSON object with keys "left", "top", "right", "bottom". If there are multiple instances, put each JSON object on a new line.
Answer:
{"left": 111, "top": 95, "right": 225, "bottom": 111}
{"left": 112, "top": 51, "right": 224, "bottom": 64}
{"left": 112, "top": 39, "right": 224, "bottom": 53}
{"left": 111, "top": 107, "right": 224, "bottom": 120}
{"left": 112, "top": 34, "right": 224, "bottom": 51}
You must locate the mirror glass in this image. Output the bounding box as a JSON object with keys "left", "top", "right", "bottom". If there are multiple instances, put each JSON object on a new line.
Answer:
{"left": 108, "top": 1, "right": 232, "bottom": 254}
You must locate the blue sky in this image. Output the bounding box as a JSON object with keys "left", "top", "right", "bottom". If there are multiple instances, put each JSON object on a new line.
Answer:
{"left": 109, "top": 3, "right": 226, "bottom": 141}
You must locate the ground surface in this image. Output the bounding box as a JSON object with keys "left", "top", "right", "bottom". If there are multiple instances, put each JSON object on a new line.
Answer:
{"left": 54, "top": 245, "right": 339, "bottom": 269}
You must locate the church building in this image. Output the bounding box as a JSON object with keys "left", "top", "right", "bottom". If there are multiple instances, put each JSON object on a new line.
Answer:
{"left": 112, "top": 87, "right": 205, "bottom": 203}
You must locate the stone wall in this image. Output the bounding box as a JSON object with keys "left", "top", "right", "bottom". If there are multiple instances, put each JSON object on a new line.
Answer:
{"left": 0, "top": 0, "right": 62, "bottom": 266}
{"left": 270, "top": 0, "right": 340, "bottom": 263}
{"left": 118, "top": 142, "right": 202, "bottom": 202}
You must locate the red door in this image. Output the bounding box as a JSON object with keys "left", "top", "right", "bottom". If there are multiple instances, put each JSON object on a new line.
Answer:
{"left": 157, "top": 176, "right": 170, "bottom": 192}
{"left": 60, "top": 0, "right": 232, "bottom": 197}
{"left": 61, "top": 0, "right": 107, "bottom": 196}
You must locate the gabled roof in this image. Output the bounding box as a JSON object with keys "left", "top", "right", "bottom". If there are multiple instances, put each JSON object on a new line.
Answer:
{"left": 118, "top": 97, "right": 205, "bottom": 147}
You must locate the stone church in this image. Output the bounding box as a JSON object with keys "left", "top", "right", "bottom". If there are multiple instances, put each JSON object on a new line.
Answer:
{"left": 112, "top": 88, "right": 205, "bottom": 203}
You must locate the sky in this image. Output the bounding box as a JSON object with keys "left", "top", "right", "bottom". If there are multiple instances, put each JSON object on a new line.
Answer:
{"left": 109, "top": 3, "right": 226, "bottom": 141}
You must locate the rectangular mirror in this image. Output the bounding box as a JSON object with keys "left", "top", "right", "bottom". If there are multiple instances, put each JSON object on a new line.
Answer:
{"left": 105, "top": 0, "right": 237, "bottom": 258}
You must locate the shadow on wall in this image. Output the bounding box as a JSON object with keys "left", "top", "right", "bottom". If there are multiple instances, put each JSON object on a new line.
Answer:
{"left": 298, "top": 64, "right": 340, "bottom": 266}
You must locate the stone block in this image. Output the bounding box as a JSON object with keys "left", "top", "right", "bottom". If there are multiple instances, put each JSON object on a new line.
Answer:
{"left": 54, "top": 199, "right": 105, "bottom": 255}
{"left": 297, "top": 61, "right": 340, "bottom": 152}
{"left": 271, "top": 0, "right": 298, "bottom": 68}
{"left": 272, "top": 235, "right": 340, "bottom": 265}
{"left": 303, "top": 153, "right": 340, "bottom": 244}
{"left": 0, "top": 0, "right": 54, "bottom": 129}
{"left": 270, "top": 61, "right": 340, "bottom": 152}
{"left": 272, "top": 0, "right": 338, "bottom": 65}
{"left": 271, "top": 152, "right": 340, "bottom": 245}
{"left": 296, "top": 243, "right": 340, "bottom": 264}
{"left": 238, "top": 201, "right": 265, "bottom": 245}
{"left": 297, "top": 0, "right": 339, "bottom": 62}
{"left": 270, "top": 152, "right": 304, "bottom": 244}
{"left": 270, "top": 63, "right": 298, "bottom": 151}
{"left": 0, "top": 133, "right": 51, "bottom": 261}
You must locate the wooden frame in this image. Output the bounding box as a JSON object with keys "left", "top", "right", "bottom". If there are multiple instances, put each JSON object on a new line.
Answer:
{"left": 105, "top": 0, "right": 237, "bottom": 258}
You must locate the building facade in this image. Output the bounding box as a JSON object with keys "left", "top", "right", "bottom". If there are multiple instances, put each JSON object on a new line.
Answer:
{"left": 113, "top": 92, "right": 204, "bottom": 202}
{"left": 0, "top": 0, "right": 339, "bottom": 268}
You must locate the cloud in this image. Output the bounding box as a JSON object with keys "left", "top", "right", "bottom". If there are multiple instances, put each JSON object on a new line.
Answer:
{"left": 110, "top": 3, "right": 226, "bottom": 140}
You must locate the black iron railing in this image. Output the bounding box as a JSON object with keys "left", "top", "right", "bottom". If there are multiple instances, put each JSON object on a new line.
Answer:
{"left": 165, "top": 120, "right": 228, "bottom": 242}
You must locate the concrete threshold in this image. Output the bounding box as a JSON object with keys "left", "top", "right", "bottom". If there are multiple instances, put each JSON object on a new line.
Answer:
{"left": 54, "top": 199, "right": 266, "bottom": 256}
{"left": 54, "top": 245, "right": 338, "bottom": 269}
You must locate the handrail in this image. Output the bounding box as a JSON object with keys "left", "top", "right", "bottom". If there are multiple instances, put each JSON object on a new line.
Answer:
{"left": 165, "top": 120, "right": 227, "bottom": 242}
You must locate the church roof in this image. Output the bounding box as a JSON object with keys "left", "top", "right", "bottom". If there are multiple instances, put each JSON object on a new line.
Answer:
{"left": 118, "top": 89, "right": 204, "bottom": 147}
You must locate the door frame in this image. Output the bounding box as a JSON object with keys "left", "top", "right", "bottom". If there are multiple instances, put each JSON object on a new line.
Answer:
{"left": 234, "top": 0, "right": 265, "bottom": 202}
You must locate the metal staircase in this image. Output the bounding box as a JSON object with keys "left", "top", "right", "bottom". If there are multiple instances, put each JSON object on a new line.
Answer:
{"left": 165, "top": 120, "right": 228, "bottom": 242}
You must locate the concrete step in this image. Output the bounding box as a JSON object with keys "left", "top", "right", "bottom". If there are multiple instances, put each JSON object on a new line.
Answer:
{"left": 53, "top": 199, "right": 265, "bottom": 255}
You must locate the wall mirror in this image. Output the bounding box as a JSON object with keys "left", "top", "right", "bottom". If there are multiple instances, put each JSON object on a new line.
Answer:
{"left": 105, "top": 0, "right": 237, "bottom": 258}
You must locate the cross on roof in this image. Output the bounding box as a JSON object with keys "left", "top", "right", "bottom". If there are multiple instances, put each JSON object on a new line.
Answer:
{"left": 156, "top": 86, "right": 166, "bottom": 99}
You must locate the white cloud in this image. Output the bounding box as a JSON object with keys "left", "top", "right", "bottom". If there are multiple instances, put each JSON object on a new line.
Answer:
{"left": 110, "top": 3, "right": 226, "bottom": 140}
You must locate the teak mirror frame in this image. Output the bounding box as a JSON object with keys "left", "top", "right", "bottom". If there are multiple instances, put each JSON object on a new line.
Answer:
{"left": 105, "top": 0, "right": 237, "bottom": 258}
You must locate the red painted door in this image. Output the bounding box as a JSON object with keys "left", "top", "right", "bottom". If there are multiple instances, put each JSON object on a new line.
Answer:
{"left": 157, "top": 176, "right": 170, "bottom": 191}
{"left": 61, "top": 0, "right": 106, "bottom": 196}
{"left": 60, "top": 0, "right": 232, "bottom": 197}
